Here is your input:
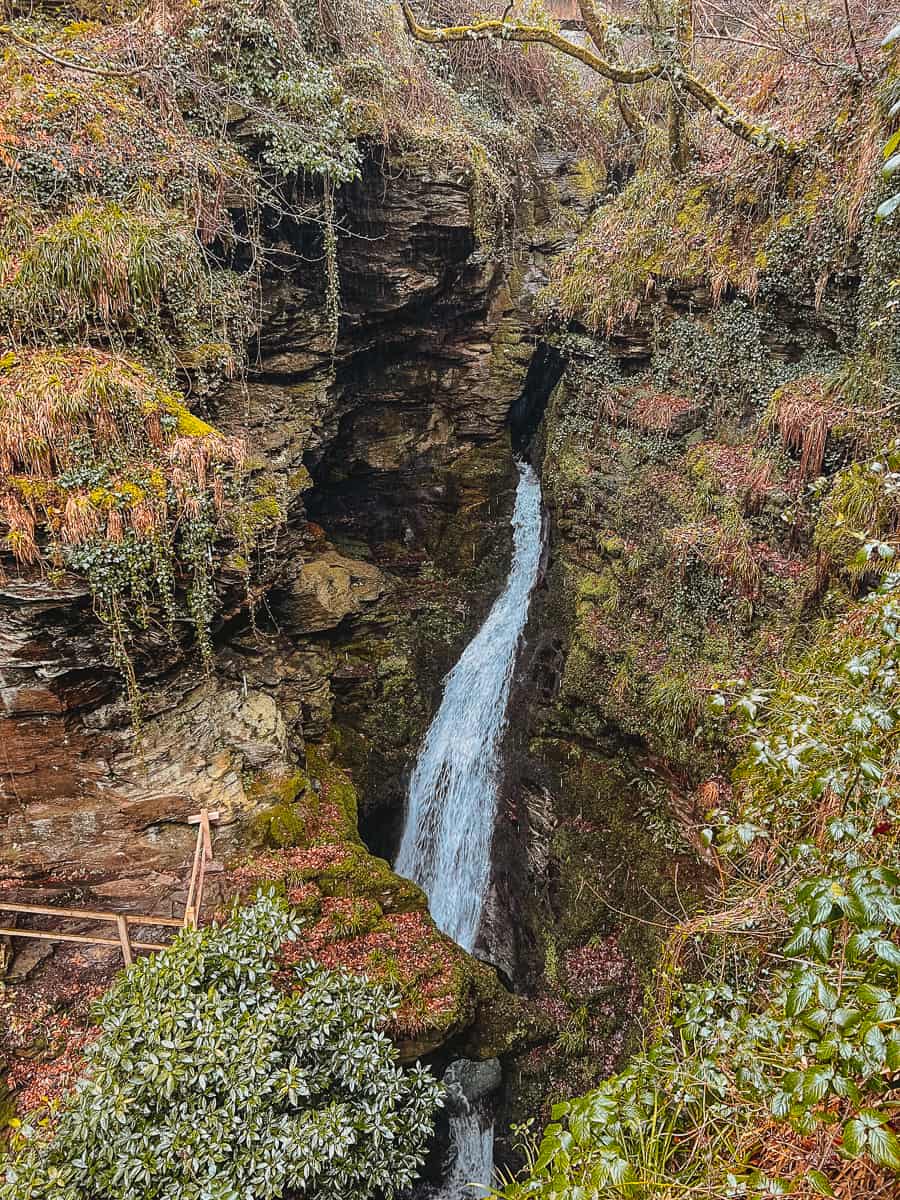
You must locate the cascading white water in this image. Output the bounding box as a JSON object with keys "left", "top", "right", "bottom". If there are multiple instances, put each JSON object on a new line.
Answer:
{"left": 436, "top": 1061, "right": 496, "bottom": 1200}
{"left": 396, "top": 460, "right": 543, "bottom": 951}
{"left": 439, "top": 1111, "right": 493, "bottom": 1200}
{"left": 395, "top": 460, "right": 544, "bottom": 1200}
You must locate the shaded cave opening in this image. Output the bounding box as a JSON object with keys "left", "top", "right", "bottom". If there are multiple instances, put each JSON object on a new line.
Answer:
{"left": 508, "top": 342, "right": 565, "bottom": 458}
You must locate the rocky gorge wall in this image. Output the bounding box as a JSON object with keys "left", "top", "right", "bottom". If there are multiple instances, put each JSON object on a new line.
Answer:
{"left": 2, "top": 129, "right": 839, "bottom": 1162}
{"left": 2, "top": 144, "right": 637, "bottom": 1125}
{"left": 1, "top": 156, "right": 531, "bottom": 910}
{"left": 3, "top": 128, "right": 788, "bottom": 1166}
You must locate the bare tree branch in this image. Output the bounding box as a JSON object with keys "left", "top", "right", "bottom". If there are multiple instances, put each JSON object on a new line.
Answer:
{"left": 0, "top": 23, "right": 153, "bottom": 77}
{"left": 400, "top": 1, "right": 804, "bottom": 157}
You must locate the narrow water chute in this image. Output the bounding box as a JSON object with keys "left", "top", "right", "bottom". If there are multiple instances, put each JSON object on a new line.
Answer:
{"left": 396, "top": 460, "right": 544, "bottom": 1199}
{"left": 396, "top": 460, "right": 543, "bottom": 951}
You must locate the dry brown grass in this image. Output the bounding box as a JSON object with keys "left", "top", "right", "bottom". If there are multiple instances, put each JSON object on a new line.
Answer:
{"left": 631, "top": 389, "right": 697, "bottom": 433}
{"left": 742, "top": 1110, "right": 900, "bottom": 1199}
{"left": 763, "top": 374, "right": 842, "bottom": 482}
{"left": 665, "top": 511, "right": 764, "bottom": 602}
{"left": 0, "top": 347, "right": 244, "bottom": 569}
{"left": 691, "top": 442, "right": 777, "bottom": 515}
{"left": 651, "top": 889, "right": 781, "bottom": 1028}
{"left": 316, "top": 0, "right": 608, "bottom": 164}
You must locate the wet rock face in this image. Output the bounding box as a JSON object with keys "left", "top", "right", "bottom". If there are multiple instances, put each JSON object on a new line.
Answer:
{"left": 0, "top": 152, "right": 552, "bottom": 916}
{"left": 337, "top": 162, "right": 477, "bottom": 319}
{"left": 1, "top": 581, "right": 117, "bottom": 815}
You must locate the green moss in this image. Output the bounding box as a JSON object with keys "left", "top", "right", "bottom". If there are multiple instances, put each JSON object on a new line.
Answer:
{"left": 306, "top": 747, "right": 360, "bottom": 844}
{"left": 576, "top": 568, "right": 621, "bottom": 615}
{"left": 329, "top": 897, "right": 384, "bottom": 938}
{"left": 600, "top": 535, "right": 626, "bottom": 558}
{"left": 316, "top": 845, "right": 426, "bottom": 912}
{"left": 251, "top": 802, "right": 307, "bottom": 849}
{"left": 159, "top": 395, "right": 217, "bottom": 439}
{"left": 248, "top": 770, "right": 313, "bottom": 849}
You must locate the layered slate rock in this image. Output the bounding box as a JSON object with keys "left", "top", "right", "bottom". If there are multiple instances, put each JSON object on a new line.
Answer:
{"left": 0, "top": 147, "right": 578, "bottom": 914}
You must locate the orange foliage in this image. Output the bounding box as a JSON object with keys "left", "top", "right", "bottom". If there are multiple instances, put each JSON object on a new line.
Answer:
{"left": 0, "top": 347, "right": 244, "bottom": 570}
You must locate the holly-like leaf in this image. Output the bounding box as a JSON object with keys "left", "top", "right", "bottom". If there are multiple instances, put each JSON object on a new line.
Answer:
{"left": 786, "top": 973, "right": 816, "bottom": 1016}
{"left": 810, "top": 926, "right": 834, "bottom": 961}
{"left": 784, "top": 925, "right": 812, "bottom": 956}
{"left": 802, "top": 1067, "right": 832, "bottom": 1103}
{"left": 876, "top": 193, "right": 900, "bottom": 222}
{"left": 873, "top": 939, "right": 900, "bottom": 966}
{"left": 807, "top": 1169, "right": 835, "bottom": 1197}
{"left": 843, "top": 1117, "right": 867, "bottom": 1156}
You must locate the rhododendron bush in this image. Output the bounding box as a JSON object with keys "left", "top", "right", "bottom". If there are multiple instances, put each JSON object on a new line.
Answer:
{"left": 1, "top": 894, "right": 442, "bottom": 1200}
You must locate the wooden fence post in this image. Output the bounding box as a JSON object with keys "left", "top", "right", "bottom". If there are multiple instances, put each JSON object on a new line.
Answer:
{"left": 200, "top": 808, "right": 213, "bottom": 859}
{"left": 185, "top": 808, "right": 220, "bottom": 928}
{"left": 115, "top": 914, "right": 134, "bottom": 967}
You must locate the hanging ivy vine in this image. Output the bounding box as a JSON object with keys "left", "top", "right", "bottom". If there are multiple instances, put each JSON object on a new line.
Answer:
{"left": 0, "top": 348, "right": 267, "bottom": 721}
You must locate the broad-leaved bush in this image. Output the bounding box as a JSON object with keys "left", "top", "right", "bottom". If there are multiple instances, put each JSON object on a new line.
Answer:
{"left": 1, "top": 894, "right": 442, "bottom": 1200}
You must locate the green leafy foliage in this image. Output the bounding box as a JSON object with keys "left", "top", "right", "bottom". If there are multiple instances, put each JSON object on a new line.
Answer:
{"left": 500, "top": 577, "right": 900, "bottom": 1197}
{"left": 814, "top": 448, "right": 900, "bottom": 590}
{"left": 497, "top": 859, "right": 900, "bottom": 1197}
{"left": 877, "top": 30, "right": 900, "bottom": 223}
{"left": 715, "top": 574, "right": 899, "bottom": 872}
{"left": 0, "top": 893, "right": 442, "bottom": 1200}
{"left": 177, "top": 0, "right": 361, "bottom": 184}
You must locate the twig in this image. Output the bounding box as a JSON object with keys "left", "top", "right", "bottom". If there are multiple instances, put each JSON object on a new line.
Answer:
{"left": 841, "top": 0, "right": 865, "bottom": 77}
{"left": 0, "top": 25, "right": 153, "bottom": 79}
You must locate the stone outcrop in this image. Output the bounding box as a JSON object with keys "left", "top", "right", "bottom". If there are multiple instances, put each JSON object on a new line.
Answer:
{"left": 278, "top": 551, "right": 391, "bottom": 634}
{"left": 0, "top": 148, "right": 587, "bottom": 1042}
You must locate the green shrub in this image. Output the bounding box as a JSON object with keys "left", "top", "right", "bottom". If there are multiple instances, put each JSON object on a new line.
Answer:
{"left": 718, "top": 574, "right": 900, "bottom": 869}
{"left": 1, "top": 893, "right": 442, "bottom": 1200}
{"left": 499, "top": 577, "right": 900, "bottom": 1199}
{"left": 497, "top": 862, "right": 900, "bottom": 1199}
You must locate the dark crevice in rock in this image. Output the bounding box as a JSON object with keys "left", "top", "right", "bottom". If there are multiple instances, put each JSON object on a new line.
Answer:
{"left": 509, "top": 343, "right": 565, "bottom": 457}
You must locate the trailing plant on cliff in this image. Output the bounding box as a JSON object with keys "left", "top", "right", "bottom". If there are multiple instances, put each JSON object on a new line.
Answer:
{"left": 0, "top": 0, "right": 604, "bottom": 702}
{"left": 0, "top": 893, "right": 443, "bottom": 1200}
{"left": 0, "top": 347, "right": 261, "bottom": 708}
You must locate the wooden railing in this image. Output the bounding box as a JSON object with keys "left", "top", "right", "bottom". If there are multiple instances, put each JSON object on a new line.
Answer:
{"left": 0, "top": 809, "right": 220, "bottom": 967}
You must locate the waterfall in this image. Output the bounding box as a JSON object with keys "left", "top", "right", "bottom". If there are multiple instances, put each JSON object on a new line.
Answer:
{"left": 396, "top": 460, "right": 544, "bottom": 1199}
{"left": 438, "top": 1112, "right": 493, "bottom": 1200}
{"left": 396, "top": 460, "right": 543, "bottom": 951}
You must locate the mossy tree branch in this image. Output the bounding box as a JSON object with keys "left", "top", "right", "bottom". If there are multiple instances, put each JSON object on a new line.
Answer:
{"left": 399, "top": 0, "right": 660, "bottom": 83}
{"left": 399, "top": 1, "right": 803, "bottom": 158}
{"left": 667, "top": 0, "right": 694, "bottom": 169}
{"left": 575, "top": 1, "right": 646, "bottom": 140}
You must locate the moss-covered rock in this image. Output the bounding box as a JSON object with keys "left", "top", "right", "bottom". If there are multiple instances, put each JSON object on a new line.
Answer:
{"left": 227, "top": 743, "right": 510, "bottom": 1060}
